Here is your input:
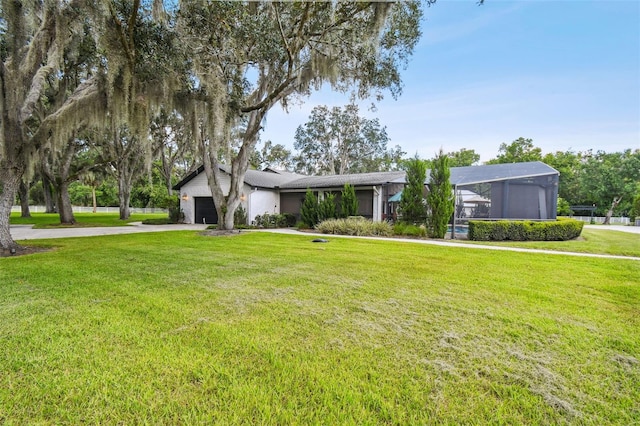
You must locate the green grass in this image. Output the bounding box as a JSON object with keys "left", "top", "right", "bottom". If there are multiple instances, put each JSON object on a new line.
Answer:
{"left": 1, "top": 232, "right": 639, "bottom": 424}
{"left": 10, "top": 212, "right": 168, "bottom": 228}
{"left": 460, "top": 228, "right": 640, "bottom": 258}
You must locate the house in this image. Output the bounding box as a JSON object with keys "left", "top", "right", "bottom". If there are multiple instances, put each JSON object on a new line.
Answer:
{"left": 173, "top": 161, "right": 559, "bottom": 225}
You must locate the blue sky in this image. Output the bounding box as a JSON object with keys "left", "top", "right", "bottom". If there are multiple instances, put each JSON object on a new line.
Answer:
{"left": 260, "top": 0, "right": 640, "bottom": 163}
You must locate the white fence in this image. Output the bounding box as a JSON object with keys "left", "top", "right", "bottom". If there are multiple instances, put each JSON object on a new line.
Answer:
{"left": 11, "top": 206, "right": 168, "bottom": 214}
{"left": 566, "top": 216, "right": 631, "bottom": 225}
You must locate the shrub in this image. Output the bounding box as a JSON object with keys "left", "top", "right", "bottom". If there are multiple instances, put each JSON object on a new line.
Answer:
{"left": 316, "top": 217, "right": 393, "bottom": 237}
{"left": 234, "top": 205, "right": 247, "bottom": 226}
{"left": 253, "top": 213, "right": 295, "bottom": 228}
{"left": 318, "top": 192, "right": 337, "bottom": 222}
{"left": 141, "top": 218, "right": 174, "bottom": 225}
{"left": 340, "top": 183, "right": 359, "bottom": 217}
{"left": 557, "top": 197, "right": 572, "bottom": 216}
{"left": 468, "top": 219, "right": 583, "bottom": 241}
{"left": 300, "top": 189, "right": 318, "bottom": 228}
{"left": 163, "top": 195, "right": 184, "bottom": 223}
{"left": 393, "top": 222, "right": 427, "bottom": 237}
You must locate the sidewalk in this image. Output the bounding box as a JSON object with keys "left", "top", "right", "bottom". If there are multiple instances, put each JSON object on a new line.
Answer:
{"left": 9, "top": 222, "right": 639, "bottom": 261}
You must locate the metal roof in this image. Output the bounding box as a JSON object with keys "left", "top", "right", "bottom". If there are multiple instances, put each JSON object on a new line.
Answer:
{"left": 173, "top": 165, "right": 303, "bottom": 190}
{"left": 279, "top": 171, "right": 406, "bottom": 189}
{"left": 448, "top": 161, "right": 558, "bottom": 186}
{"left": 174, "top": 161, "right": 558, "bottom": 191}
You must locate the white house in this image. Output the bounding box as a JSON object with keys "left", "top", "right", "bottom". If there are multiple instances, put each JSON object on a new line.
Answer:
{"left": 174, "top": 162, "right": 560, "bottom": 225}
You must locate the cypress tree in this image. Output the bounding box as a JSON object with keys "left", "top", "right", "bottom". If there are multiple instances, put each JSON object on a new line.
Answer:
{"left": 427, "top": 149, "right": 455, "bottom": 238}
{"left": 300, "top": 189, "right": 318, "bottom": 228}
{"left": 399, "top": 156, "right": 428, "bottom": 224}
{"left": 340, "top": 183, "right": 359, "bottom": 217}
{"left": 318, "top": 193, "right": 337, "bottom": 222}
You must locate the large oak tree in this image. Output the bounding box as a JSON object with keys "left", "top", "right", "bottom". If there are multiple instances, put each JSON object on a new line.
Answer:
{"left": 0, "top": 0, "right": 105, "bottom": 250}
{"left": 178, "top": 1, "right": 423, "bottom": 229}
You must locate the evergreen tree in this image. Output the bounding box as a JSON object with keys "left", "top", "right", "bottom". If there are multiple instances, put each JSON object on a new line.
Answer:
{"left": 399, "top": 156, "right": 427, "bottom": 224}
{"left": 300, "top": 189, "right": 318, "bottom": 228}
{"left": 427, "top": 149, "right": 455, "bottom": 238}
{"left": 318, "top": 193, "right": 337, "bottom": 222}
{"left": 340, "top": 183, "right": 359, "bottom": 217}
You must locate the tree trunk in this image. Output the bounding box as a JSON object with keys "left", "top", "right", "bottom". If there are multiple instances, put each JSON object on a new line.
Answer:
{"left": 603, "top": 196, "right": 622, "bottom": 225}
{"left": 161, "top": 154, "right": 173, "bottom": 196}
{"left": 92, "top": 186, "right": 97, "bottom": 213}
{"left": 57, "top": 181, "right": 76, "bottom": 224}
{"left": 19, "top": 180, "right": 31, "bottom": 218}
{"left": 42, "top": 174, "right": 57, "bottom": 213}
{"left": 0, "top": 168, "right": 22, "bottom": 250}
{"left": 118, "top": 174, "right": 132, "bottom": 220}
{"left": 222, "top": 209, "right": 235, "bottom": 230}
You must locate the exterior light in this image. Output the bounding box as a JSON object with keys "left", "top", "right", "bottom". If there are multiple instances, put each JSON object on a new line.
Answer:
{"left": 240, "top": 193, "right": 246, "bottom": 202}
{"left": 181, "top": 193, "right": 189, "bottom": 201}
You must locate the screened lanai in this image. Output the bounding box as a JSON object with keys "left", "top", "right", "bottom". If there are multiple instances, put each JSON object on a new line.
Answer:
{"left": 448, "top": 162, "right": 559, "bottom": 224}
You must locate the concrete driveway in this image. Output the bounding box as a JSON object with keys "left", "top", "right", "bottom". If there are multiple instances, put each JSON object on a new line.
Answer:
{"left": 584, "top": 224, "right": 640, "bottom": 234}
{"left": 10, "top": 222, "right": 208, "bottom": 240}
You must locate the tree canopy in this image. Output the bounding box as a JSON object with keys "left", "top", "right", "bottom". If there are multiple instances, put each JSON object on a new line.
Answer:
{"left": 446, "top": 148, "right": 480, "bottom": 167}
{"left": 486, "top": 137, "right": 543, "bottom": 164}
{"left": 293, "top": 102, "right": 404, "bottom": 175}
{"left": 0, "top": 0, "right": 424, "bottom": 248}
{"left": 178, "top": 1, "right": 422, "bottom": 229}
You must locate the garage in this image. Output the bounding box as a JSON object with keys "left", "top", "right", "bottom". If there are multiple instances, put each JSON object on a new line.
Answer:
{"left": 194, "top": 197, "right": 218, "bottom": 225}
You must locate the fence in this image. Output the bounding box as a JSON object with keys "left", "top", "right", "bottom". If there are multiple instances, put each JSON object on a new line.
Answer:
{"left": 565, "top": 216, "right": 631, "bottom": 225}
{"left": 11, "top": 206, "right": 168, "bottom": 214}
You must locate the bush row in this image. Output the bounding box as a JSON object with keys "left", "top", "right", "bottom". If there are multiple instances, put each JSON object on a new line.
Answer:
{"left": 316, "top": 217, "right": 393, "bottom": 237}
{"left": 468, "top": 219, "right": 584, "bottom": 241}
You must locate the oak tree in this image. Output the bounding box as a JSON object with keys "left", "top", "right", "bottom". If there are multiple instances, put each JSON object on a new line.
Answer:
{"left": 178, "top": 1, "right": 422, "bottom": 229}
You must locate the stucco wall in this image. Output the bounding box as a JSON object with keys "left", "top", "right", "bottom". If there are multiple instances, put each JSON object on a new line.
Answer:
{"left": 247, "top": 189, "right": 280, "bottom": 224}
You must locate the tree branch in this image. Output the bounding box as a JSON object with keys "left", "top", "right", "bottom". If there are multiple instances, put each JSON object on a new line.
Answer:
{"left": 30, "top": 77, "right": 104, "bottom": 149}
{"left": 240, "top": 76, "right": 297, "bottom": 113}
{"left": 108, "top": 2, "right": 136, "bottom": 68}
{"left": 20, "top": 44, "right": 59, "bottom": 123}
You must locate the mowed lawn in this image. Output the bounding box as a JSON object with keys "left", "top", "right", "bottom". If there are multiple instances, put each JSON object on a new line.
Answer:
{"left": 0, "top": 232, "right": 638, "bottom": 424}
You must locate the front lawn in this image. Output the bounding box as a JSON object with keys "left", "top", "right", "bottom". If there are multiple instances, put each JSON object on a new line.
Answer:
{"left": 10, "top": 211, "right": 168, "bottom": 228}
{"left": 0, "top": 232, "right": 638, "bottom": 423}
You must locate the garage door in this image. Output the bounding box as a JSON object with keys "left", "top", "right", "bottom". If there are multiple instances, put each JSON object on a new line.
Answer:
{"left": 194, "top": 197, "right": 218, "bottom": 225}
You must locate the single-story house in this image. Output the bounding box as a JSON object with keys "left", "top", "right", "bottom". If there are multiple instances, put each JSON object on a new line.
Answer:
{"left": 173, "top": 161, "right": 559, "bottom": 225}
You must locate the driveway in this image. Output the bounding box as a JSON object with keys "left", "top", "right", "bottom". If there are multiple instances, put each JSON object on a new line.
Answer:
{"left": 10, "top": 222, "right": 208, "bottom": 240}
{"left": 584, "top": 224, "right": 640, "bottom": 234}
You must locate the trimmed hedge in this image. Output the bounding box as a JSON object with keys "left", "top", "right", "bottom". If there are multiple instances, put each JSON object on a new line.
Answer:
{"left": 316, "top": 217, "right": 393, "bottom": 237}
{"left": 468, "top": 219, "right": 584, "bottom": 241}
